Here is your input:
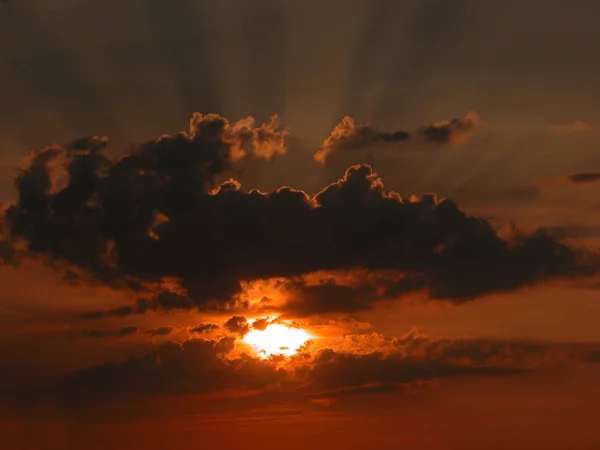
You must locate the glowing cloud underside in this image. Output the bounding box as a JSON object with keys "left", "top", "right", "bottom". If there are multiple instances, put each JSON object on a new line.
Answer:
{"left": 242, "top": 324, "right": 313, "bottom": 358}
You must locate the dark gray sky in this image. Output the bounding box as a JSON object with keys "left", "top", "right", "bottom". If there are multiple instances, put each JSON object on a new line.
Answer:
{"left": 1, "top": 0, "right": 599, "bottom": 150}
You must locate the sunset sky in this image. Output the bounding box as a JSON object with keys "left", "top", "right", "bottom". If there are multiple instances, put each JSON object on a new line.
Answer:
{"left": 2, "top": 1, "right": 600, "bottom": 449}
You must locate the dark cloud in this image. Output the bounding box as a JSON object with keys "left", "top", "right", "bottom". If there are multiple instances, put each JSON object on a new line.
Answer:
{"left": 314, "top": 112, "right": 481, "bottom": 164}
{"left": 0, "top": 238, "right": 16, "bottom": 266}
{"left": 67, "top": 136, "right": 109, "bottom": 152}
{"left": 145, "top": 327, "right": 174, "bottom": 337}
{"left": 81, "top": 326, "right": 138, "bottom": 339}
{"left": 417, "top": 112, "right": 480, "bottom": 143}
{"left": 302, "top": 349, "right": 522, "bottom": 397}
{"left": 78, "top": 299, "right": 149, "bottom": 320}
{"left": 189, "top": 323, "right": 220, "bottom": 334}
{"left": 154, "top": 292, "right": 194, "bottom": 311}
{"left": 28, "top": 338, "right": 275, "bottom": 406}
{"left": 398, "top": 335, "right": 562, "bottom": 367}
{"left": 283, "top": 253, "right": 581, "bottom": 316}
{"left": 5, "top": 335, "right": 562, "bottom": 410}
{"left": 281, "top": 278, "right": 376, "bottom": 317}
{"left": 585, "top": 349, "right": 600, "bottom": 362}
{"left": 251, "top": 318, "right": 271, "bottom": 331}
{"left": 224, "top": 316, "right": 250, "bottom": 337}
{"left": 278, "top": 272, "right": 434, "bottom": 317}
{"left": 1, "top": 114, "right": 592, "bottom": 317}
{"left": 567, "top": 172, "right": 600, "bottom": 184}
{"left": 313, "top": 116, "right": 411, "bottom": 164}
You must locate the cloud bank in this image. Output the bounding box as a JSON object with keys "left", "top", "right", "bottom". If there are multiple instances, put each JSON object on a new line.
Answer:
{"left": 0, "top": 113, "right": 592, "bottom": 319}
{"left": 6, "top": 329, "right": 599, "bottom": 412}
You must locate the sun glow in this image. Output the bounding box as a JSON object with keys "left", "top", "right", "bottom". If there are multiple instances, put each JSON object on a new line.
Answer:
{"left": 242, "top": 323, "right": 313, "bottom": 358}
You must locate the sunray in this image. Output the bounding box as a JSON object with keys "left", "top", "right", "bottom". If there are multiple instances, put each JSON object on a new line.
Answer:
{"left": 370, "top": 0, "right": 475, "bottom": 125}
{"left": 5, "top": 1, "right": 131, "bottom": 145}
{"left": 142, "top": 0, "right": 224, "bottom": 120}
{"left": 335, "top": 0, "right": 403, "bottom": 122}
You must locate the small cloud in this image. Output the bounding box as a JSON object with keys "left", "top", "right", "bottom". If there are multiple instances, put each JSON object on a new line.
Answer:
{"left": 567, "top": 172, "right": 600, "bottom": 184}
{"left": 77, "top": 299, "right": 149, "bottom": 320}
{"left": 251, "top": 318, "right": 271, "bottom": 331}
{"left": 189, "top": 323, "right": 220, "bottom": 334}
{"left": 224, "top": 315, "right": 250, "bottom": 336}
{"left": 550, "top": 120, "right": 595, "bottom": 134}
{"left": 418, "top": 111, "right": 482, "bottom": 144}
{"left": 314, "top": 116, "right": 410, "bottom": 164}
{"left": 315, "top": 112, "right": 482, "bottom": 164}
{"left": 81, "top": 326, "right": 138, "bottom": 339}
{"left": 145, "top": 327, "right": 174, "bottom": 337}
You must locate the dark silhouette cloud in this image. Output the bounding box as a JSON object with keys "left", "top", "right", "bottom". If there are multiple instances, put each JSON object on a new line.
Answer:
{"left": 78, "top": 299, "right": 149, "bottom": 320}
{"left": 585, "top": 349, "right": 600, "bottom": 362}
{"left": 314, "top": 112, "right": 481, "bottom": 164}
{"left": 67, "top": 136, "right": 109, "bottom": 152}
{"left": 1, "top": 114, "right": 592, "bottom": 318}
{"left": 189, "top": 323, "right": 220, "bottom": 334}
{"left": 567, "top": 172, "right": 600, "bottom": 184}
{"left": 6, "top": 335, "right": 567, "bottom": 409}
{"left": 0, "top": 238, "right": 16, "bottom": 266}
{"left": 27, "top": 338, "right": 264, "bottom": 405}
{"left": 81, "top": 326, "right": 138, "bottom": 339}
{"left": 302, "top": 349, "right": 522, "bottom": 397}
{"left": 145, "top": 327, "right": 174, "bottom": 337}
{"left": 417, "top": 112, "right": 480, "bottom": 143}
{"left": 250, "top": 318, "right": 271, "bottom": 331}
{"left": 154, "top": 292, "right": 194, "bottom": 310}
{"left": 280, "top": 272, "right": 427, "bottom": 316}
{"left": 314, "top": 116, "right": 411, "bottom": 164}
{"left": 281, "top": 278, "right": 376, "bottom": 316}
{"left": 224, "top": 316, "right": 250, "bottom": 336}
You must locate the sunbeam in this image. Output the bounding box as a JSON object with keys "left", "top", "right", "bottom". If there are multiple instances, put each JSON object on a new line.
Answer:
{"left": 3, "top": 2, "right": 600, "bottom": 449}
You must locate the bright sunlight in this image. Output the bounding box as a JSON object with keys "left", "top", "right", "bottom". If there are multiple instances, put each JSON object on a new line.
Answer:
{"left": 242, "top": 322, "right": 313, "bottom": 358}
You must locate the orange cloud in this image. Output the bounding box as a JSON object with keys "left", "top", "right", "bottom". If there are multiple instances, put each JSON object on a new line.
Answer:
{"left": 550, "top": 120, "right": 595, "bottom": 134}
{"left": 314, "top": 116, "right": 410, "bottom": 164}
{"left": 314, "top": 111, "right": 483, "bottom": 164}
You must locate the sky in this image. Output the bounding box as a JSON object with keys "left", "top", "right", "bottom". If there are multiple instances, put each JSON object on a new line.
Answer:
{"left": 2, "top": 1, "right": 600, "bottom": 449}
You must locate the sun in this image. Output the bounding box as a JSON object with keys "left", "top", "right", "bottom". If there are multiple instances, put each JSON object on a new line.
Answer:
{"left": 242, "top": 322, "right": 313, "bottom": 358}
